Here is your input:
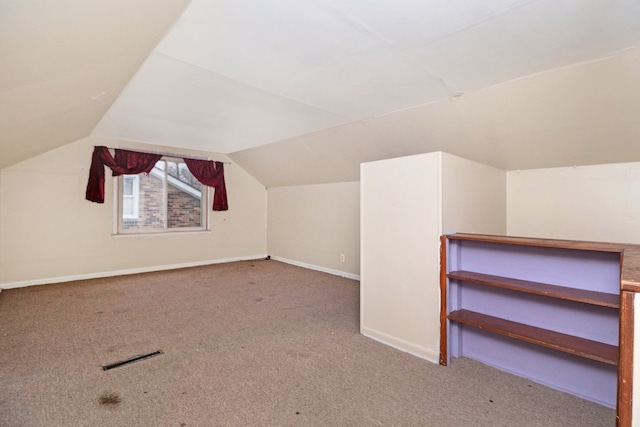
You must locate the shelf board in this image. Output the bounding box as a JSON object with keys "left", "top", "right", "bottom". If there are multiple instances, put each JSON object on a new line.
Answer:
{"left": 448, "top": 270, "right": 619, "bottom": 308}
{"left": 445, "top": 233, "right": 627, "bottom": 253}
{"left": 448, "top": 309, "right": 618, "bottom": 366}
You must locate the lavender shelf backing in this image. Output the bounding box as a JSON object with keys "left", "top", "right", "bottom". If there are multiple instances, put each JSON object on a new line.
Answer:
{"left": 443, "top": 233, "right": 624, "bottom": 408}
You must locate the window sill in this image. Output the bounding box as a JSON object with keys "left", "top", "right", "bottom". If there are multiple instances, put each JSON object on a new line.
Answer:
{"left": 112, "top": 230, "right": 211, "bottom": 239}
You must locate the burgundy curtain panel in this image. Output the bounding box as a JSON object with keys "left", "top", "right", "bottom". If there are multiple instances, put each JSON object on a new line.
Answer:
{"left": 86, "top": 147, "right": 162, "bottom": 203}
{"left": 183, "top": 158, "right": 228, "bottom": 211}
{"left": 85, "top": 146, "right": 228, "bottom": 211}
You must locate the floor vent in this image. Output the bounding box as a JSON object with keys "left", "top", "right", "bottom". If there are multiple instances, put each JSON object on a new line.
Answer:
{"left": 102, "top": 350, "right": 164, "bottom": 371}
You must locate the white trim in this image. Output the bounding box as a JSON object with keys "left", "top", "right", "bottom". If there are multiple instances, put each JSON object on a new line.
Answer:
{"left": 0, "top": 255, "right": 360, "bottom": 290}
{"left": 360, "top": 326, "right": 440, "bottom": 364}
{"left": 0, "top": 255, "right": 268, "bottom": 290}
{"left": 269, "top": 255, "right": 360, "bottom": 281}
{"left": 112, "top": 230, "right": 211, "bottom": 239}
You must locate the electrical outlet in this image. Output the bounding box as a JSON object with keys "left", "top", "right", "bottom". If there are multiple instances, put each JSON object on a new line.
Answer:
{"left": 340, "top": 254, "right": 345, "bottom": 262}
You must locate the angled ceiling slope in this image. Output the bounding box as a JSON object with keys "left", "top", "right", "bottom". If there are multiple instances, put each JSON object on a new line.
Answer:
{"left": 0, "top": 0, "right": 190, "bottom": 169}
{"left": 230, "top": 48, "right": 640, "bottom": 187}
{"left": 2, "top": 0, "right": 640, "bottom": 186}
{"left": 94, "top": 0, "right": 640, "bottom": 159}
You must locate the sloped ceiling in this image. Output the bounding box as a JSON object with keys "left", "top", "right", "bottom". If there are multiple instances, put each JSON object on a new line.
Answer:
{"left": 0, "top": 0, "right": 190, "bottom": 169}
{"left": 2, "top": 0, "right": 640, "bottom": 187}
{"left": 231, "top": 48, "right": 640, "bottom": 186}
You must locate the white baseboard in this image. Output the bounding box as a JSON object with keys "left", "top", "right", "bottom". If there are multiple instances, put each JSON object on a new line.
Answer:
{"left": 0, "top": 254, "right": 268, "bottom": 290}
{"left": 1, "top": 254, "right": 359, "bottom": 290}
{"left": 269, "top": 256, "right": 360, "bottom": 281}
{"left": 360, "top": 326, "right": 440, "bottom": 364}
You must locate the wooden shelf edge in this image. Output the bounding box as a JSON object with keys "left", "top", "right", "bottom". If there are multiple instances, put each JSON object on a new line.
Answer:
{"left": 448, "top": 309, "right": 618, "bottom": 366}
{"left": 448, "top": 270, "right": 620, "bottom": 308}
{"left": 445, "top": 233, "right": 627, "bottom": 253}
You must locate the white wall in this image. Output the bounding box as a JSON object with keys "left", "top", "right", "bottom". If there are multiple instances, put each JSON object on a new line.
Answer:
{"left": 507, "top": 162, "right": 640, "bottom": 243}
{"left": 0, "top": 137, "right": 267, "bottom": 287}
{"left": 264, "top": 153, "right": 506, "bottom": 283}
{"left": 266, "top": 182, "right": 360, "bottom": 278}
{"left": 441, "top": 152, "right": 506, "bottom": 235}
{"left": 360, "top": 152, "right": 507, "bottom": 363}
{"left": 361, "top": 152, "right": 442, "bottom": 361}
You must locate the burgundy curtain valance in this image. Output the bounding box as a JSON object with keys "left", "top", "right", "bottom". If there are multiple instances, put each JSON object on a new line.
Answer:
{"left": 85, "top": 147, "right": 162, "bottom": 203}
{"left": 85, "top": 146, "right": 228, "bottom": 211}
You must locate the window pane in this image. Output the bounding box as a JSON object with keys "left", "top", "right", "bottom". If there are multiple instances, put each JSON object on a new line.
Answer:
{"left": 122, "top": 197, "right": 134, "bottom": 216}
{"left": 123, "top": 177, "right": 134, "bottom": 196}
{"left": 167, "top": 164, "right": 202, "bottom": 228}
{"left": 118, "top": 158, "right": 205, "bottom": 234}
{"left": 122, "top": 175, "right": 139, "bottom": 223}
{"left": 136, "top": 172, "right": 166, "bottom": 230}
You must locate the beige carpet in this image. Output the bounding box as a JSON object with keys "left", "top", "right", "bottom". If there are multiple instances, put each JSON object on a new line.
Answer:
{"left": 0, "top": 260, "right": 615, "bottom": 426}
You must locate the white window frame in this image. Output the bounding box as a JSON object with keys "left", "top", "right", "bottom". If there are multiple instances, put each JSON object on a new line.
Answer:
{"left": 115, "top": 157, "right": 209, "bottom": 235}
{"left": 122, "top": 175, "right": 140, "bottom": 219}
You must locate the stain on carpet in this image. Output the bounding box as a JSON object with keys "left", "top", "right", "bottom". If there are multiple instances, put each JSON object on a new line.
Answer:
{"left": 98, "top": 392, "right": 121, "bottom": 407}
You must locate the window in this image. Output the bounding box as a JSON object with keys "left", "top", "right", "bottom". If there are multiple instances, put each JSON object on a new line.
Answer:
{"left": 117, "top": 157, "right": 207, "bottom": 234}
{"left": 122, "top": 175, "right": 139, "bottom": 219}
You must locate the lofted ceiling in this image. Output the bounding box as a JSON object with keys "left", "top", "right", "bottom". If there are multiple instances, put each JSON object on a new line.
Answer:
{"left": 0, "top": 0, "right": 190, "bottom": 169}
{"left": 2, "top": 0, "right": 640, "bottom": 187}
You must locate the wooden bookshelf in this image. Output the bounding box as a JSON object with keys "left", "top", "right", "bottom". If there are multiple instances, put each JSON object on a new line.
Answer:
{"left": 447, "top": 270, "right": 620, "bottom": 308}
{"left": 441, "top": 233, "right": 622, "bottom": 409}
{"left": 448, "top": 309, "right": 618, "bottom": 366}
